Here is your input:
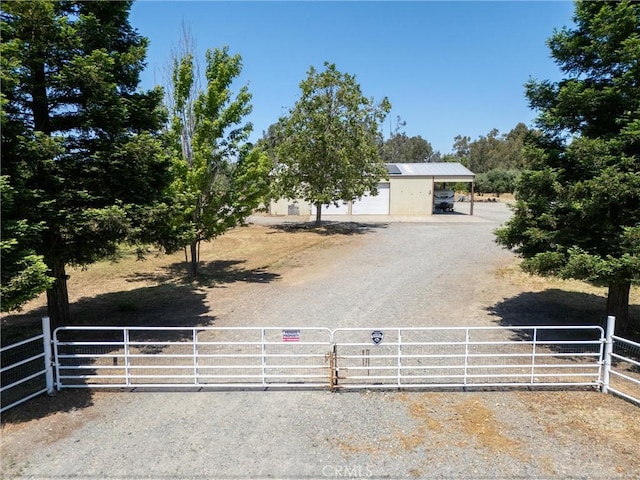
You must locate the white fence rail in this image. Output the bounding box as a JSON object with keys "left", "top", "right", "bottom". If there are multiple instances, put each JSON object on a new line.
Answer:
{"left": 605, "top": 335, "right": 640, "bottom": 405}
{"left": 1, "top": 317, "right": 54, "bottom": 413}
{"left": 2, "top": 317, "right": 638, "bottom": 412}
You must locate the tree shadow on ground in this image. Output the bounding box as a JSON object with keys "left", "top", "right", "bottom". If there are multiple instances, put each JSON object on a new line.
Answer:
{"left": 2, "top": 284, "right": 212, "bottom": 336}
{"left": 125, "top": 259, "right": 280, "bottom": 288}
{"left": 1, "top": 389, "right": 94, "bottom": 426}
{"left": 1, "top": 284, "right": 212, "bottom": 424}
{"left": 487, "top": 289, "right": 640, "bottom": 342}
{"left": 271, "top": 220, "right": 388, "bottom": 235}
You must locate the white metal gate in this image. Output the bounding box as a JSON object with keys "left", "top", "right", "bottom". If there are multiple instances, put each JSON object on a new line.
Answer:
{"left": 331, "top": 326, "right": 604, "bottom": 389}
{"left": 53, "top": 327, "right": 333, "bottom": 389}
{"left": 53, "top": 325, "right": 605, "bottom": 391}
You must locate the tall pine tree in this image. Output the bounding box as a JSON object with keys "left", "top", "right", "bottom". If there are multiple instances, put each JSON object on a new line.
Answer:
{"left": 1, "top": 1, "right": 171, "bottom": 327}
{"left": 496, "top": 1, "right": 640, "bottom": 334}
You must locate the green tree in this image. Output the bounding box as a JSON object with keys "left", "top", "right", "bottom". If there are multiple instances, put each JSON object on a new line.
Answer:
{"left": 381, "top": 133, "right": 435, "bottom": 163}
{"left": 1, "top": 1, "right": 171, "bottom": 327}
{"left": 469, "top": 129, "right": 505, "bottom": 173}
{"left": 474, "top": 169, "right": 520, "bottom": 196}
{"left": 451, "top": 134, "right": 471, "bottom": 166}
{"left": 453, "top": 124, "right": 530, "bottom": 174}
{"left": 274, "top": 62, "right": 391, "bottom": 225}
{"left": 496, "top": 1, "right": 640, "bottom": 335}
{"left": 165, "top": 40, "right": 270, "bottom": 276}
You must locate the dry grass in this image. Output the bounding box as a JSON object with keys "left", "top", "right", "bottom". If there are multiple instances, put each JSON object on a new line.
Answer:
{"left": 496, "top": 263, "right": 634, "bottom": 300}
{"left": 0, "top": 222, "right": 359, "bottom": 343}
{"left": 2, "top": 220, "right": 638, "bottom": 343}
{"left": 494, "top": 262, "right": 640, "bottom": 329}
{"left": 452, "top": 397, "right": 525, "bottom": 458}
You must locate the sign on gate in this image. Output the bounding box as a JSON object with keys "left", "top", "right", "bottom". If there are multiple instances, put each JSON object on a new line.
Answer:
{"left": 282, "top": 330, "right": 301, "bottom": 342}
{"left": 370, "top": 330, "right": 384, "bottom": 345}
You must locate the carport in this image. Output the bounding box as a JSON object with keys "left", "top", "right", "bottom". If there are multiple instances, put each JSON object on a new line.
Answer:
{"left": 385, "top": 162, "right": 475, "bottom": 216}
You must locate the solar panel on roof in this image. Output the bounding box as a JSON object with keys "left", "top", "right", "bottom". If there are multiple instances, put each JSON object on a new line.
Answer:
{"left": 386, "top": 164, "right": 402, "bottom": 174}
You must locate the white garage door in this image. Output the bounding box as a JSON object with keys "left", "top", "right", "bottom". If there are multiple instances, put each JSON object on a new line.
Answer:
{"left": 352, "top": 183, "right": 390, "bottom": 215}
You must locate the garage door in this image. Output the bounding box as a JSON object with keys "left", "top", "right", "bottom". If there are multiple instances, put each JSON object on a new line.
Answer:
{"left": 352, "top": 183, "right": 390, "bottom": 215}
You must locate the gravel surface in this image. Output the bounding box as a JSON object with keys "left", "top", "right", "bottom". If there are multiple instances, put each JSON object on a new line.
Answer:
{"left": 2, "top": 203, "right": 639, "bottom": 480}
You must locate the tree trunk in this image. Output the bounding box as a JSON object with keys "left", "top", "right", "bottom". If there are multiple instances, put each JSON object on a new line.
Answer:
{"left": 606, "top": 282, "right": 630, "bottom": 335}
{"left": 30, "top": 47, "right": 51, "bottom": 134}
{"left": 315, "top": 202, "right": 322, "bottom": 226}
{"left": 46, "top": 259, "right": 70, "bottom": 329}
{"left": 188, "top": 240, "right": 199, "bottom": 277}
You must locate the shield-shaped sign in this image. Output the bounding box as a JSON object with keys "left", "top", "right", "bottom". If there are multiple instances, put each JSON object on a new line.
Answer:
{"left": 371, "top": 330, "right": 384, "bottom": 345}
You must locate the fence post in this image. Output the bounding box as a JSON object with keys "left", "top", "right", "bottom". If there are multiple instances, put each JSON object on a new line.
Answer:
{"left": 601, "top": 315, "right": 615, "bottom": 394}
{"left": 42, "top": 316, "right": 55, "bottom": 395}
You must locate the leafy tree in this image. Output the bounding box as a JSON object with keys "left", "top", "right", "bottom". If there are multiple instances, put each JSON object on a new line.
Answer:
{"left": 380, "top": 133, "right": 435, "bottom": 163}
{"left": 496, "top": 1, "right": 640, "bottom": 335}
{"left": 165, "top": 38, "right": 270, "bottom": 276}
{"left": 1, "top": 1, "right": 171, "bottom": 327}
{"left": 450, "top": 134, "right": 471, "bottom": 166}
{"left": 451, "top": 124, "right": 531, "bottom": 173}
{"left": 380, "top": 115, "right": 436, "bottom": 163}
{"left": 274, "top": 62, "right": 391, "bottom": 225}
{"left": 474, "top": 169, "right": 520, "bottom": 196}
{"left": 501, "top": 122, "right": 530, "bottom": 170}
{"left": 467, "top": 128, "right": 503, "bottom": 173}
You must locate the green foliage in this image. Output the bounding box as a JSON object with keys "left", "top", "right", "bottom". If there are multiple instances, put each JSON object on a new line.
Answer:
{"left": 274, "top": 62, "right": 391, "bottom": 224}
{"left": 453, "top": 123, "right": 531, "bottom": 174}
{"left": 164, "top": 43, "right": 269, "bottom": 275}
{"left": 474, "top": 169, "right": 521, "bottom": 196}
{"left": 495, "top": 1, "right": 640, "bottom": 332}
{"left": 380, "top": 119, "right": 435, "bottom": 163}
{"left": 1, "top": 1, "right": 171, "bottom": 323}
{"left": 0, "top": 177, "right": 54, "bottom": 311}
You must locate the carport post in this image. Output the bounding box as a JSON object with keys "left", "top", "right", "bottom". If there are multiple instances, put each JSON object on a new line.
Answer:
{"left": 470, "top": 181, "right": 475, "bottom": 216}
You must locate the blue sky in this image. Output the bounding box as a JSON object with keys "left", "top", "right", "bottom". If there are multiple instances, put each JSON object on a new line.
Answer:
{"left": 129, "top": 1, "right": 576, "bottom": 154}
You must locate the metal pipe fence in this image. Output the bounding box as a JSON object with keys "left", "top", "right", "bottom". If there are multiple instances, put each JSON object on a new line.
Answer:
{"left": 607, "top": 335, "right": 640, "bottom": 405}
{"left": 1, "top": 317, "right": 54, "bottom": 413}
{"left": 2, "top": 317, "right": 639, "bottom": 412}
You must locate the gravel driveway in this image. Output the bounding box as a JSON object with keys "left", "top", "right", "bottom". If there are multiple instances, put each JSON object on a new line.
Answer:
{"left": 2, "top": 203, "right": 639, "bottom": 479}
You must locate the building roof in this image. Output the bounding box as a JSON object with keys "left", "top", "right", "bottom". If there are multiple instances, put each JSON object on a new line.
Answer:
{"left": 386, "top": 163, "right": 474, "bottom": 178}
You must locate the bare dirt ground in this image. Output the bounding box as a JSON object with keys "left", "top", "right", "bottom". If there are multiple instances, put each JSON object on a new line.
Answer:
{"left": 2, "top": 203, "right": 639, "bottom": 479}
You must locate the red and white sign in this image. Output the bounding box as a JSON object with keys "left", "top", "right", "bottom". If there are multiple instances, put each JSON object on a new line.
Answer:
{"left": 282, "top": 330, "right": 301, "bottom": 342}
